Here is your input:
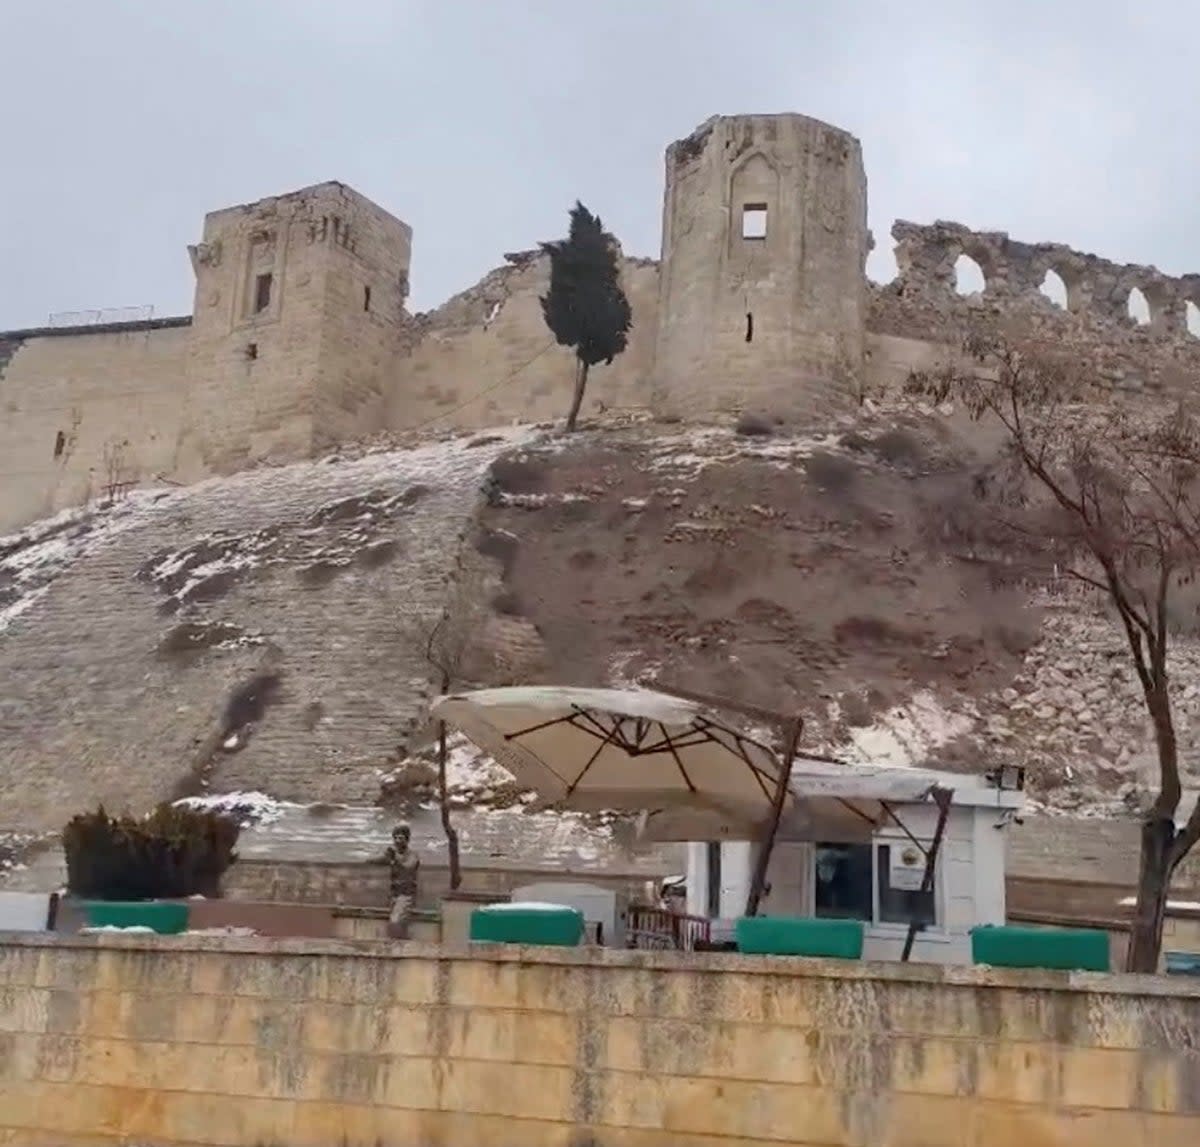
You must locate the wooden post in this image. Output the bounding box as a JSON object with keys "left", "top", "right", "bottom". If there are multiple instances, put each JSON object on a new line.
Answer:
{"left": 745, "top": 717, "right": 803, "bottom": 917}
{"left": 900, "top": 786, "right": 953, "bottom": 962}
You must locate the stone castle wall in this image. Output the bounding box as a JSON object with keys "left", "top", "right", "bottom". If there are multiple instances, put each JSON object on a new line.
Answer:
{"left": 6, "top": 116, "right": 1200, "bottom": 537}
{"left": 386, "top": 249, "right": 661, "bottom": 432}
{"left": 0, "top": 319, "right": 191, "bottom": 531}
{"left": 862, "top": 218, "right": 1200, "bottom": 397}
{"left": 1, "top": 933, "right": 1198, "bottom": 1145}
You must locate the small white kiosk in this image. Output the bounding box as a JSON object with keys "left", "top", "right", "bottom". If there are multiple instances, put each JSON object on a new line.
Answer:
{"left": 686, "top": 767, "right": 1024, "bottom": 965}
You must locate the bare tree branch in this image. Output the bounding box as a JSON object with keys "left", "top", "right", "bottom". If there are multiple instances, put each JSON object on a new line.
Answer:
{"left": 907, "top": 331, "right": 1200, "bottom": 971}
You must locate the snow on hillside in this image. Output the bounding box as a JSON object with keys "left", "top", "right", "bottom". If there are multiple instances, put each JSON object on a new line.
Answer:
{"left": 0, "top": 426, "right": 536, "bottom": 639}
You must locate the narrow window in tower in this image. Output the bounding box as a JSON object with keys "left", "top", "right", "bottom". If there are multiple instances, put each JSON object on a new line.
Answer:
{"left": 253, "top": 273, "right": 273, "bottom": 314}
{"left": 363, "top": 285, "right": 372, "bottom": 312}
{"left": 53, "top": 430, "right": 66, "bottom": 459}
{"left": 742, "top": 204, "right": 768, "bottom": 240}
{"left": 745, "top": 313, "right": 754, "bottom": 343}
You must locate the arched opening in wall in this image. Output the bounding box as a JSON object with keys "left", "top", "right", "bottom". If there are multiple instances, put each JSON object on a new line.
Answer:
{"left": 1187, "top": 301, "right": 1200, "bottom": 338}
{"left": 953, "top": 254, "right": 986, "bottom": 297}
{"left": 866, "top": 241, "right": 898, "bottom": 286}
{"left": 1127, "top": 287, "right": 1151, "bottom": 326}
{"left": 1039, "top": 270, "right": 1069, "bottom": 310}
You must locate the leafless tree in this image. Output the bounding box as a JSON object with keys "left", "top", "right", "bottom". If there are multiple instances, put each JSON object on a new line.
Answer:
{"left": 424, "top": 611, "right": 463, "bottom": 889}
{"left": 908, "top": 333, "right": 1200, "bottom": 972}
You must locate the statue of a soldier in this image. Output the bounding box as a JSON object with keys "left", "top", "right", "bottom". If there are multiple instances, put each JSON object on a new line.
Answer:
{"left": 383, "top": 822, "right": 420, "bottom": 939}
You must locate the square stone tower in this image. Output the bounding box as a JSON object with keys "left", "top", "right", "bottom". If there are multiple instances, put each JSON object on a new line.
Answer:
{"left": 179, "top": 181, "right": 412, "bottom": 477}
{"left": 651, "top": 114, "right": 869, "bottom": 423}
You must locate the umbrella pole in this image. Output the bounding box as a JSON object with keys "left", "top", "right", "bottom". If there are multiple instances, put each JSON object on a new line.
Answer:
{"left": 745, "top": 717, "right": 803, "bottom": 917}
{"left": 900, "top": 786, "right": 953, "bottom": 963}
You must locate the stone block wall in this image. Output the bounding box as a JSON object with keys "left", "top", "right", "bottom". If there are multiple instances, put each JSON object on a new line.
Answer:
{"left": 2, "top": 933, "right": 1199, "bottom": 1145}
{"left": 222, "top": 858, "right": 657, "bottom": 911}
{"left": 864, "top": 218, "right": 1200, "bottom": 398}
{"left": 652, "top": 114, "right": 869, "bottom": 423}
{"left": 180, "top": 181, "right": 413, "bottom": 481}
{"left": 385, "top": 251, "right": 660, "bottom": 433}
{"left": 0, "top": 432, "right": 526, "bottom": 832}
{"left": 0, "top": 320, "right": 191, "bottom": 532}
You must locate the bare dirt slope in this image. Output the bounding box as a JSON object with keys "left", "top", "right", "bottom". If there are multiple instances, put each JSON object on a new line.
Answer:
{"left": 476, "top": 411, "right": 1200, "bottom": 817}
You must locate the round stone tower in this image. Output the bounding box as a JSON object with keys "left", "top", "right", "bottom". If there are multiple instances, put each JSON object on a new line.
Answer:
{"left": 651, "top": 114, "right": 869, "bottom": 423}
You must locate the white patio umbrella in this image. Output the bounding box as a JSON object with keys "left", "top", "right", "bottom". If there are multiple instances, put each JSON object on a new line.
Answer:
{"left": 430, "top": 685, "right": 790, "bottom": 836}
{"left": 432, "top": 685, "right": 958, "bottom": 930}
{"left": 431, "top": 686, "right": 952, "bottom": 837}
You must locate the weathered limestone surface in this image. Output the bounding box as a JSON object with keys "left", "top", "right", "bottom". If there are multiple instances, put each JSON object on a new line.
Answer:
{"left": 8, "top": 116, "right": 1200, "bottom": 538}
{"left": 0, "top": 933, "right": 1198, "bottom": 1145}
{"left": 387, "top": 249, "right": 660, "bottom": 432}
{"left": 0, "top": 320, "right": 192, "bottom": 531}
{"left": 0, "top": 431, "right": 530, "bottom": 832}
{"left": 865, "top": 218, "right": 1200, "bottom": 396}
{"left": 653, "top": 113, "right": 869, "bottom": 422}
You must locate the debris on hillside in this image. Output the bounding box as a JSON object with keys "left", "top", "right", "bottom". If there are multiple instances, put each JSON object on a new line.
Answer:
{"left": 476, "top": 412, "right": 1200, "bottom": 818}
{"left": 378, "top": 730, "right": 530, "bottom": 810}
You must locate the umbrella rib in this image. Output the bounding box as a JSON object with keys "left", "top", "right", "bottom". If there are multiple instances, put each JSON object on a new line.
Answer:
{"left": 565, "top": 717, "right": 624, "bottom": 798}
{"left": 636, "top": 730, "right": 718, "bottom": 755}
{"left": 878, "top": 799, "right": 928, "bottom": 855}
{"left": 695, "top": 714, "right": 779, "bottom": 758}
{"left": 657, "top": 722, "right": 698, "bottom": 793}
{"left": 693, "top": 719, "right": 777, "bottom": 801}
{"left": 570, "top": 707, "right": 639, "bottom": 752}
{"left": 836, "top": 797, "right": 881, "bottom": 828}
{"left": 505, "top": 712, "right": 587, "bottom": 741}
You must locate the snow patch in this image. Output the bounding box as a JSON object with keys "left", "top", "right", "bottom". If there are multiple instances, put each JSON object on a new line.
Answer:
{"left": 840, "top": 691, "right": 974, "bottom": 766}
{"left": 1118, "top": 897, "right": 1200, "bottom": 912}
{"left": 379, "top": 732, "right": 520, "bottom": 807}
{"left": 0, "top": 492, "right": 167, "bottom": 635}
{"left": 174, "top": 791, "right": 293, "bottom": 827}
{"left": 640, "top": 429, "right": 845, "bottom": 478}
{"left": 80, "top": 925, "right": 157, "bottom": 934}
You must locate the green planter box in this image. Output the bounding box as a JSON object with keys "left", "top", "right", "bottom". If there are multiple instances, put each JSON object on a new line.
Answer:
{"left": 971, "top": 925, "right": 1109, "bottom": 972}
{"left": 1166, "top": 951, "right": 1200, "bottom": 976}
{"left": 469, "top": 904, "right": 583, "bottom": 947}
{"left": 82, "top": 901, "right": 189, "bottom": 935}
{"left": 736, "top": 916, "right": 864, "bottom": 959}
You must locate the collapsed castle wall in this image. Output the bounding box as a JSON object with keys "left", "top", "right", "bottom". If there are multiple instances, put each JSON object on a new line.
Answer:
{"left": 384, "top": 250, "right": 660, "bottom": 433}
{"left": 864, "top": 219, "right": 1200, "bottom": 397}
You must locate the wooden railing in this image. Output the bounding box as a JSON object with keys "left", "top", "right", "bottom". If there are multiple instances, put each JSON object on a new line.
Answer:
{"left": 626, "top": 905, "right": 711, "bottom": 952}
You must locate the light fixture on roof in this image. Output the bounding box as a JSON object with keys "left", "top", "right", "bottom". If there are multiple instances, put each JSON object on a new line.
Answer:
{"left": 985, "top": 764, "right": 1025, "bottom": 792}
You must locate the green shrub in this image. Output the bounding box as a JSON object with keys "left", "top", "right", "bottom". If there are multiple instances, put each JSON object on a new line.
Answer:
{"left": 63, "top": 803, "right": 240, "bottom": 900}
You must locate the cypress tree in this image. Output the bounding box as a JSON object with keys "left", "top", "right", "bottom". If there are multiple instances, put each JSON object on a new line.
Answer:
{"left": 540, "top": 202, "right": 632, "bottom": 431}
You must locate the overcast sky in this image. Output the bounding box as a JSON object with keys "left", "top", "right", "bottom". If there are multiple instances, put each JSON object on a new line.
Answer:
{"left": 1, "top": 1, "right": 1197, "bottom": 328}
